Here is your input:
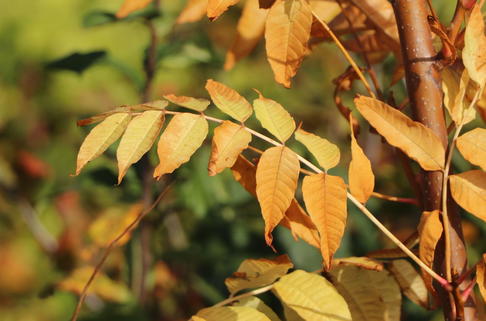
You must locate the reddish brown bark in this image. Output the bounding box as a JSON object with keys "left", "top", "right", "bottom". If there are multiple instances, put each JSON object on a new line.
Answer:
{"left": 392, "top": 1, "right": 477, "bottom": 320}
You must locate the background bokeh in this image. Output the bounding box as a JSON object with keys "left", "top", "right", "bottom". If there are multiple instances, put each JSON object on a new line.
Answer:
{"left": 0, "top": 1, "right": 483, "bottom": 320}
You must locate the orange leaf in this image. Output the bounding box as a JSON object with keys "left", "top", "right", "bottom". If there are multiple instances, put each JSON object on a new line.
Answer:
{"left": 442, "top": 68, "right": 476, "bottom": 125}
{"left": 117, "top": 110, "right": 164, "bottom": 183}
{"left": 208, "top": 121, "right": 252, "bottom": 176}
{"left": 449, "top": 170, "right": 486, "bottom": 222}
{"left": 256, "top": 146, "right": 300, "bottom": 247}
{"left": 355, "top": 95, "right": 445, "bottom": 171}
{"left": 456, "top": 128, "right": 486, "bottom": 171}
{"left": 177, "top": 0, "right": 208, "bottom": 24}
{"left": 207, "top": 0, "right": 240, "bottom": 20}
{"left": 418, "top": 210, "right": 442, "bottom": 298}
{"left": 477, "top": 254, "right": 486, "bottom": 302}
{"left": 302, "top": 173, "right": 347, "bottom": 270}
{"left": 205, "top": 79, "right": 253, "bottom": 122}
{"left": 116, "top": 0, "right": 153, "bottom": 18}
{"left": 463, "top": 2, "right": 486, "bottom": 87}
{"left": 225, "top": 0, "right": 268, "bottom": 70}
{"left": 154, "top": 113, "right": 208, "bottom": 178}
{"left": 231, "top": 155, "right": 320, "bottom": 248}
{"left": 265, "top": 0, "right": 312, "bottom": 88}
{"left": 348, "top": 115, "right": 374, "bottom": 203}
{"left": 164, "top": 94, "right": 210, "bottom": 112}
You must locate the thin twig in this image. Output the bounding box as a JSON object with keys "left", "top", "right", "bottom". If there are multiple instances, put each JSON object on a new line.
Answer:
{"left": 370, "top": 192, "right": 419, "bottom": 206}
{"left": 70, "top": 183, "right": 172, "bottom": 321}
{"left": 212, "top": 284, "right": 274, "bottom": 308}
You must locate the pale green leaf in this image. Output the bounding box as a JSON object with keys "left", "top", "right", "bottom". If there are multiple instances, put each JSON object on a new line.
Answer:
{"left": 295, "top": 128, "right": 340, "bottom": 171}
{"left": 253, "top": 93, "right": 295, "bottom": 143}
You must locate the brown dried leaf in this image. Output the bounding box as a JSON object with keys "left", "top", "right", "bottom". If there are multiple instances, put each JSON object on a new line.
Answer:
{"left": 355, "top": 95, "right": 445, "bottom": 171}
{"left": 208, "top": 121, "right": 251, "bottom": 176}
{"left": 164, "top": 94, "right": 210, "bottom": 112}
{"left": 177, "top": 0, "right": 208, "bottom": 24}
{"left": 207, "top": 0, "right": 240, "bottom": 20}
{"left": 302, "top": 173, "right": 347, "bottom": 270}
{"left": 456, "top": 128, "right": 486, "bottom": 171}
{"left": 388, "top": 260, "right": 429, "bottom": 308}
{"left": 116, "top": 0, "right": 153, "bottom": 18}
{"left": 205, "top": 79, "right": 253, "bottom": 121}
{"left": 418, "top": 210, "right": 442, "bottom": 298}
{"left": 265, "top": 0, "right": 312, "bottom": 88}
{"left": 449, "top": 170, "right": 486, "bottom": 222}
{"left": 225, "top": 0, "right": 268, "bottom": 70}
{"left": 348, "top": 114, "right": 374, "bottom": 203}
{"left": 225, "top": 255, "right": 293, "bottom": 295}
{"left": 256, "top": 146, "right": 300, "bottom": 247}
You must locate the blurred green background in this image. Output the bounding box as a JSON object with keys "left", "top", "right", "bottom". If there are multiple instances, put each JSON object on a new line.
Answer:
{"left": 0, "top": 0, "right": 483, "bottom": 320}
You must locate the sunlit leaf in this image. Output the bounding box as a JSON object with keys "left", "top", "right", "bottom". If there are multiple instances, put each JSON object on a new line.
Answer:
{"left": 154, "top": 113, "right": 208, "bottom": 178}
{"left": 164, "top": 93, "right": 210, "bottom": 112}
{"left": 225, "top": 255, "right": 293, "bottom": 295}
{"left": 234, "top": 296, "right": 281, "bottom": 321}
{"left": 265, "top": 0, "right": 312, "bottom": 88}
{"left": 194, "top": 306, "right": 272, "bottom": 321}
{"left": 330, "top": 265, "right": 401, "bottom": 321}
{"left": 205, "top": 79, "right": 253, "bottom": 122}
{"left": 116, "top": 0, "right": 153, "bottom": 18}
{"left": 58, "top": 267, "right": 131, "bottom": 302}
{"left": 225, "top": 0, "right": 268, "bottom": 70}
{"left": 302, "top": 173, "right": 347, "bottom": 270}
{"left": 273, "top": 270, "right": 352, "bottom": 320}
{"left": 333, "top": 257, "right": 383, "bottom": 271}
{"left": 463, "top": 3, "right": 486, "bottom": 88}
{"left": 88, "top": 203, "right": 143, "bottom": 247}
{"left": 207, "top": 0, "right": 240, "bottom": 20}
{"left": 442, "top": 68, "right": 476, "bottom": 125}
{"left": 456, "top": 128, "right": 486, "bottom": 171}
{"left": 177, "top": 0, "right": 208, "bottom": 24}
{"left": 208, "top": 121, "right": 252, "bottom": 176}
{"left": 355, "top": 95, "right": 445, "bottom": 171}
{"left": 254, "top": 92, "right": 295, "bottom": 143}
{"left": 418, "top": 210, "right": 442, "bottom": 297}
{"left": 477, "top": 254, "right": 486, "bottom": 302}
{"left": 76, "top": 113, "right": 131, "bottom": 175}
{"left": 388, "top": 259, "right": 428, "bottom": 308}
{"left": 117, "top": 110, "right": 164, "bottom": 183}
{"left": 256, "top": 146, "right": 300, "bottom": 246}
{"left": 449, "top": 170, "right": 486, "bottom": 222}
{"left": 231, "top": 155, "right": 320, "bottom": 248}
{"left": 294, "top": 128, "right": 340, "bottom": 171}
{"left": 348, "top": 115, "right": 374, "bottom": 203}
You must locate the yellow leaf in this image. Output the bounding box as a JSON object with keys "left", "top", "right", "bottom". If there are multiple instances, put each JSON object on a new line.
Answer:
{"left": 265, "top": 0, "right": 312, "bottom": 88}
{"left": 463, "top": 2, "right": 486, "bottom": 88}
{"left": 310, "top": 0, "right": 340, "bottom": 23}
{"left": 418, "top": 210, "right": 442, "bottom": 298}
{"left": 225, "top": 0, "right": 268, "bottom": 70}
{"left": 88, "top": 203, "right": 143, "bottom": 247}
{"left": 456, "top": 128, "right": 486, "bottom": 171}
{"left": 117, "top": 110, "right": 164, "bottom": 183}
{"left": 442, "top": 68, "right": 476, "bottom": 125}
{"left": 348, "top": 115, "right": 374, "bottom": 203}
{"left": 207, "top": 0, "right": 240, "bottom": 20}
{"left": 58, "top": 266, "right": 131, "bottom": 302}
{"left": 164, "top": 93, "right": 210, "bottom": 112}
{"left": 76, "top": 113, "right": 131, "bottom": 175}
{"left": 449, "top": 170, "right": 486, "bottom": 222}
{"left": 195, "top": 306, "right": 272, "bottom": 321}
{"left": 177, "top": 0, "right": 208, "bottom": 24}
{"left": 273, "top": 270, "right": 352, "bottom": 320}
{"left": 225, "top": 255, "right": 293, "bottom": 295}
{"left": 231, "top": 155, "right": 320, "bottom": 248}
{"left": 294, "top": 128, "right": 340, "bottom": 171}
{"left": 208, "top": 121, "right": 251, "bottom": 176}
{"left": 333, "top": 257, "right": 383, "bottom": 271}
{"left": 330, "top": 265, "right": 401, "bottom": 321}
{"left": 355, "top": 95, "right": 445, "bottom": 171}
{"left": 302, "top": 173, "right": 347, "bottom": 270}
{"left": 116, "top": 0, "right": 153, "bottom": 18}
{"left": 253, "top": 93, "right": 295, "bottom": 143}
{"left": 256, "top": 146, "right": 300, "bottom": 246}
{"left": 205, "top": 79, "right": 253, "bottom": 122}
{"left": 234, "top": 296, "right": 281, "bottom": 321}
{"left": 154, "top": 113, "right": 208, "bottom": 178}
{"left": 477, "top": 254, "right": 486, "bottom": 302}
{"left": 388, "top": 259, "right": 428, "bottom": 308}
